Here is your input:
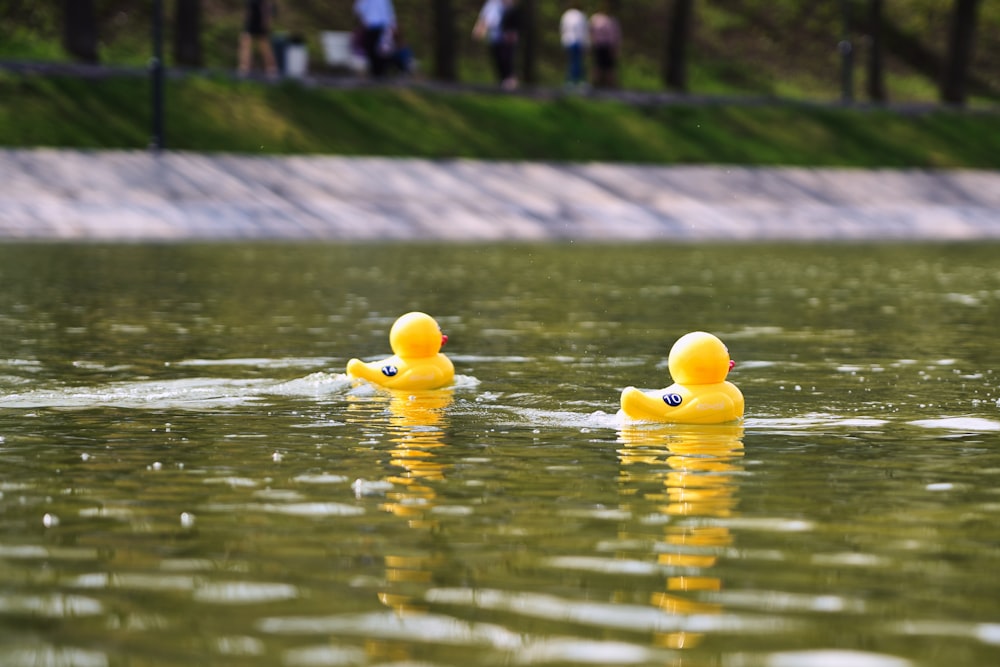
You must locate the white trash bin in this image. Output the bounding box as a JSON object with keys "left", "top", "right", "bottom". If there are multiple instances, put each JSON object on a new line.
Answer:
{"left": 285, "top": 43, "right": 308, "bottom": 78}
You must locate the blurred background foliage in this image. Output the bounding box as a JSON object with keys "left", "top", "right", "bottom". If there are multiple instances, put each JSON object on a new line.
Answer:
{"left": 0, "top": 0, "right": 997, "bottom": 105}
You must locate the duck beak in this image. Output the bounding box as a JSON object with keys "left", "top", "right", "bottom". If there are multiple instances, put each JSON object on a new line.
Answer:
{"left": 729, "top": 360, "right": 736, "bottom": 370}
{"left": 441, "top": 334, "right": 448, "bottom": 347}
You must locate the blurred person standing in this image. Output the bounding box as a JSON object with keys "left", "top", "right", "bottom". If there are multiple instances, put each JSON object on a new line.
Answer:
{"left": 589, "top": 1, "right": 620, "bottom": 89}
{"left": 354, "top": 0, "right": 397, "bottom": 78}
{"left": 238, "top": 0, "right": 278, "bottom": 77}
{"left": 497, "top": 0, "right": 522, "bottom": 90}
{"left": 473, "top": 0, "right": 505, "bottom": 85}
{"left": 560, "top": 1, "right": 588, "bottom": 88}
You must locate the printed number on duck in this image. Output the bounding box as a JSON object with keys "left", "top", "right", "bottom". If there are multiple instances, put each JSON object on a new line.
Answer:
{"left": 662, "top": 392, "right": 683, "bottom": 407}
{"left": 381, "top": 365, "right": 398, "bottom": 377}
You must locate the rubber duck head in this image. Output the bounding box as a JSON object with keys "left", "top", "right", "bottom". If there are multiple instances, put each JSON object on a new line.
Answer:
{"left": 389, "top": 312, "right": 447, "bottom": 358}
{"left": 667, "top": 331, "right": 733, "bottom": 385}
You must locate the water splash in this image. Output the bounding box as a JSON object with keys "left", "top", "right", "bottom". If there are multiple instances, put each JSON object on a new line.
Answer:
{"left": 908, "top": 417, "right": 1000, "bottom": 432}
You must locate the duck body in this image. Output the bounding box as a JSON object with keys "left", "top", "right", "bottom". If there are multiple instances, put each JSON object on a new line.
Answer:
{"left": 347, "top": 312, "right": 454, "bottom": 391}
{"left": 620, "top": 381, "right": 744, "bottom": 424}
{"left": 346, "top": 354, "right": 454, "bottom": 391}
{"left": 620, "top": 331, "right": 744, "bottom": 425}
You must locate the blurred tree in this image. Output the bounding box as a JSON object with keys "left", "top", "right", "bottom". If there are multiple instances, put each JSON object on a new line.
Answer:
{"left": 940, "top": 0, "right": 981, "bottom": 105}
{"left": 663, "top": 0, "right": 693, "bottom": 91}
{"left": 866, "top": 0, "right": 886, "bottom": 102}
{"left": 174, "top": 0, "right": 203, "bottom": 67}
{"left": 432, "top": 0, "right": 457, "bottom": 81}
{"left": 62, "top": 0, "right": 99, "bottom": 63}
{"left": 520, "top": 0, "right": 537, "bottom": 85}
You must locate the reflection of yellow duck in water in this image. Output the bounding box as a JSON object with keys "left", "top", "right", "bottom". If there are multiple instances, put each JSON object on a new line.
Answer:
{"left": 381, "top": 390, "right": 452, "bottom": 523}
{"left": 378, "top": 390, "right": 453, "bottom": 614}
{"left": 620, "top": 331, "right": 744, "bottom": 424}
{"left": 618, "top": 422, "right": 745, "bottom": 650}
{"left": 347, "top": 312, "right": 454, "bottom": 391}
{"left": 344, "top": 388, "right": 454, "bottom": 616}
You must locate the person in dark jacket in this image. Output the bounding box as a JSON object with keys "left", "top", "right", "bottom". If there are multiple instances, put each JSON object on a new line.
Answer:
{"left": 497, "top": 0, "right": 521, "bottom": 90}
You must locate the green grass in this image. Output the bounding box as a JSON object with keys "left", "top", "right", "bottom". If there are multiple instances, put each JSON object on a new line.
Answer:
{"left": 2, "top": 71, "right": 1000, "bottom": 168}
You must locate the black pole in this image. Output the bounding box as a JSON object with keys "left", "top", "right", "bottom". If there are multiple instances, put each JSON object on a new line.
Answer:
{"left": 838, "top": 0, "right": 854, "bottom": 104}
{"left": 151, "top": 0, "right": 165, "bottom": 151}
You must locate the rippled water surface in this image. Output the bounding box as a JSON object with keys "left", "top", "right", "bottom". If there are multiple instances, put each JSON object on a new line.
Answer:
{"left": 1, "top": 243, "right": 999, "bottom": 667}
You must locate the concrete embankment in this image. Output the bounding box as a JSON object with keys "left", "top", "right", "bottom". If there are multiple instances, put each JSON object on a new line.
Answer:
{"left": 2, "top": 148, "right": 999, "bottom": 241}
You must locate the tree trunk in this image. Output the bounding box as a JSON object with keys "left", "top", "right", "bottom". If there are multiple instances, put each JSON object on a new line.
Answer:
{"left": 940, "top": 0, "right": 981, "bottom": 105}
{"left": 62, "top": 0, "right": 99, "bottom": 63}
{"left": 173, "top": 0, "right": 203, "bottom": 67}
{"left": 520, "top": 0, "right": 537, "bottom": 85}
{"left": 866, "top": 0, "right": 886, "bottom": 102}
{"left": 431, "top": 0, "right": 456, "bottom": 81}
{"left": 663, "top": 0, "right": 694, "bottom": 91}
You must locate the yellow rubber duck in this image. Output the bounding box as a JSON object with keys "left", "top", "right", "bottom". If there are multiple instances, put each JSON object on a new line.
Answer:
{"left": 347, "top": 312, "right": 454, "bottom": 390}
{"left": 620, "top": 331, "right": 744, "bottom": 424}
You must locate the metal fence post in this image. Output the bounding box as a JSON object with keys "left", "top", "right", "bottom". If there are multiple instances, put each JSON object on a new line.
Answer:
{"left": 151, "top": 0, "right": 165, "bottom": 151}
{"left": 839, "top": 0, "right": 854, "bottom": 104}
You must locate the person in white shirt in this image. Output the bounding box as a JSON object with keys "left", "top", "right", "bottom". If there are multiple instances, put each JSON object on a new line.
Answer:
{"left": 354, "top": 0, "right": 396, "bottom": 78}
{"left": 472, "top": 0, "right": 506, "bottom": 84}
{"left": 560, "top": 2, "right": 588, "bottom": 86}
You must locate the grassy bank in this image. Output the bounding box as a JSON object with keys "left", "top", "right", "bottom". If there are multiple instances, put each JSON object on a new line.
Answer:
{"left": 3, "top": 71, "right": 1000, "bottom": 168}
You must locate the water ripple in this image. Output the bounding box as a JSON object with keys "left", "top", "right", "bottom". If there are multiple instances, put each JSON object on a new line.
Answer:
{"left": 293, "top": 473, "right": 350, "bottom": 485}
{"left": 0, "top": 593, "right": 103, "bottom": 617}
{"left": 0, "top": 544, "right": 99, "bottom": 560}
{"left": 764, "top": 649, "right": 911, "bottom": 667}
{"left": 888, "top": 619, "right": 1000, "bottom": 646}
{"left": 424, "top": 588, "right": 797, "bottom": 636}
{"left": 282, "top": 644, "right": 366, "bottom": 666}
{"left": 557, "top": 507, "right": 632, "bottom": 521}
{"left": 514, "top": 638, "right": 657, "bottom": 665}
{"left": 707, "top": 589, "right": 867, "bottom": 614}
{"left": 194, "top": 581, "right": 299, "bottom": 604}
{"left": 908, "top": 417, "right": 1000, "bottom": 432}
{"left": 0, "top": 378, "right": 270, "bottom": 409}
{"left": 260, "top": 611, "right": 662, "bottom": 665}
{"left": 202, "top": 502, "right": 365, "bottom": 517}
{"left": 0, "top": 371, "right": 358, "bottom": 410}
{"left": 257, "top": 610, "right": 523, "bottom": 649}
{"left": 543, "top": 555, "right": 666, "bottom": 576}
{"left": 692, "top": 517, "right": 815, "bottom": 533}
{"left": 176, "top": 357, "right": 335, "bottom": 370}
{"left": 70, "top": 572, "right": 197, "bottom": 592}
{"left": 0, "top": 646, "right": 108, "bottom": 667}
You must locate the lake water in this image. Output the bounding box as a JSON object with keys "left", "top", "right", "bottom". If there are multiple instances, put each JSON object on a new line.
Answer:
{"left": 1, "top": 243, "right": 999, "bottom": 667}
